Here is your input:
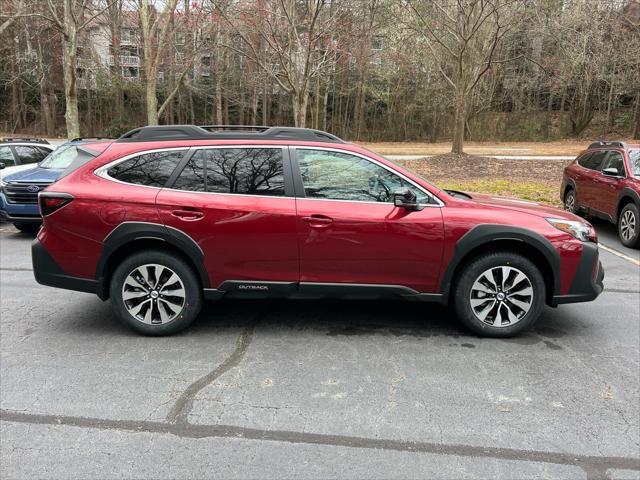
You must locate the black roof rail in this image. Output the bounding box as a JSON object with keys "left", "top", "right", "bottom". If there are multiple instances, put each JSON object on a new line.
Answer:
{"left": 69, "top": 137, "right": 112, "bottom": 142}
{"left": 588, "top": 140, "right": 627, "bottom": 149}
{"left": 200, "top": 125, "right": 271, "bottom": 132}
{"left": 1, "top": 137, "right": 49, "bottom": 144}
{"left": 117, "top": 125, "right": 345, "bottom": 144}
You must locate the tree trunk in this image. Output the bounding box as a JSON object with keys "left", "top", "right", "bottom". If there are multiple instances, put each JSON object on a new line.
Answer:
{"left": 146, "top": 74, "right": 159, "bottom": 125}
{"left": 605, "top": 72, "right": 616, "bottom": 135}
{"left": 451, "top": 86, "right": 466, "bottom": 154}
{"left": 292, "top": 90, "right": 308, "bottom": 128}
{"left": 62, "top": 38, "right": 80, "bottom": 138}
{"left": 41, "top": 90, "right": 54, "bottom": 136}
{"left": 215, "top": 75, "right": 223, "bottom": 124}
{"left": 632, "top": 92, "right": 640, "bottom": 140}
{"left": 262, "top": 78, "right": 268, "bottom": 126}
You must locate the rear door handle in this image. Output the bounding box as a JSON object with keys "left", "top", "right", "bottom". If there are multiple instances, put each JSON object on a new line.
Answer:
{"left": 301, "top": 214, "right": 333, "bottom": 227}
{"left": 171, "top": 209, "right": 204, "bottom": 221}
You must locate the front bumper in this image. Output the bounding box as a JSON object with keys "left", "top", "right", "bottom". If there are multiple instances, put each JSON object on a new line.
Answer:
{"left": 32, "top": 238, "right": 99, "bottom": 296}
{"left": 0, "top": 191, "right": 41, "bottom": 223}
{"left": 551, "top": 242, "right": 604, "bottom": 305}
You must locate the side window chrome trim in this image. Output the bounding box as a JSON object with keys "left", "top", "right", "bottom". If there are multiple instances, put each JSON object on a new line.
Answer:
{"left": 292, "top": 145, "right": 444, "bottom": 207}
{"left": 94, "top": 147, "right": 190, "bottom": 189}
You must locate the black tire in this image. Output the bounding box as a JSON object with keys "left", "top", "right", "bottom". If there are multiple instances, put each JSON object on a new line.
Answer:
{"left": 109, "top": 250, "right": 203, "bottom": 335}
{"left": 453, "top": 252, "right": 546, "bottom": 338}
{"left": 13, "top": 223, "right": 40, "bottom": 234}
{"left": 563, "top": 188, "right": 579, "bottom": 215}
{"left": 618, "top": 203, "right": 640, "bottom": 249}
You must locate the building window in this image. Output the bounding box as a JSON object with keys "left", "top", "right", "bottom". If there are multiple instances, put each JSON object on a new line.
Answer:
{"left": 372, "top": 35, "right": 384, "bottom": 51}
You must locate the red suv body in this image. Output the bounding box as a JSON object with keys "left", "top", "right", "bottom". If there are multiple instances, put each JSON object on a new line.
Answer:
{"left": 32, "top": 126, "right": 604, "bottom": 337}
{"left": 561, "top": 141, "right": 640, "bottom": 248}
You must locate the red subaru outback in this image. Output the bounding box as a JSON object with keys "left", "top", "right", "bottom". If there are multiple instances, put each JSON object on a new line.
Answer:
{"left": 561, "top": 141, "right": 640, "bottom": 248}
{"left": 32, "top": 126, "right": 604, "bottom": 337}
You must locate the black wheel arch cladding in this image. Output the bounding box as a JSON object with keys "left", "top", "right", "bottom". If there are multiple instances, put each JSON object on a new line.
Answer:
{"left": 440, "top": 224, "right": 561, "bottom": 299}
{"left": 96, "top": 222, "right": 210, "bottom": 298}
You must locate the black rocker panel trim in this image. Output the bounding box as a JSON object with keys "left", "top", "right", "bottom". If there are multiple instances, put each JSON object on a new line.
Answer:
{"left": 96, "top": 222, "right": 210, "bottom": 299}
{"left": 439, "top": 224, "right": 562, "bottom": 300}
{"left": 209, "top": 281, "right": 446, "bottom": 303}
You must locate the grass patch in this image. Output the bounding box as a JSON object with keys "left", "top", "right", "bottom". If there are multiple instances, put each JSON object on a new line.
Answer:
{"left": 436, "top": 180, "right": 560, "bottom": 206}
{"left": 394, "top": 153, "right": 567, "bottom": 207}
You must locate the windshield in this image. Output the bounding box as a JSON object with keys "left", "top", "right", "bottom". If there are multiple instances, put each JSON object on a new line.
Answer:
{"left": 39, "top": 145, "right": 83, "bottom": 169}
{"left": 630, "top": 149, "right": 640, "bottom": 177}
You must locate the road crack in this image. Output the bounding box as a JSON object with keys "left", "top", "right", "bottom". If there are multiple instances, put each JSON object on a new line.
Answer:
{"left": 166, "top": 308, "right": 269, "bottom": 424}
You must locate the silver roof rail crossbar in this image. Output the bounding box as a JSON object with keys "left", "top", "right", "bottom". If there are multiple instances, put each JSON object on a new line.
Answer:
{"left": 1, "top": 137, "right": 50, "bottom": 144}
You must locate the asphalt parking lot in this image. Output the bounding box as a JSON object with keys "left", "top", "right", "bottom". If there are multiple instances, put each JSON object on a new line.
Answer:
{"left": 1, "top": 222, "right": 638, "bottom": 479}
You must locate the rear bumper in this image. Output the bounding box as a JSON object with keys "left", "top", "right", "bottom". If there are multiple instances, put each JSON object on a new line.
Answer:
{"left": 551, "top": 242, "right": 604, "bottom": 305}
{"left": 32, "top": 238, "right": 100, "bottom": 296}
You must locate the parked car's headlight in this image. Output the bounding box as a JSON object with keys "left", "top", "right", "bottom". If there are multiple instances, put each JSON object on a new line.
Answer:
{"left": 546, "top": 218, "right": 593, "bottom": 242}
{"left": 0, "top": 179, "right": 6, "bottom": 194}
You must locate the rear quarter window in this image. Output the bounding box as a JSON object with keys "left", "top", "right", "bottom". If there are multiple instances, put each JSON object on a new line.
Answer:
{"left": 57, "top": 143, "right": 113, "bottom": 180}
{"left": 106, "top": 150, "right": 187, "bottom": 187}
{"left": 578, "top": 151, "right": 606, "bottom": 170}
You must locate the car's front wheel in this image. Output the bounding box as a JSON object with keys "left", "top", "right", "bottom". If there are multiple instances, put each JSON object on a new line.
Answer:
{"left": 618, "top": 203, "right": 640, "bottom": 248}
{"left": 110, "top": 250, "right": 203, "bottom": 335}
{"left": 453, "top": 252, "right": 546, "bottom": 337}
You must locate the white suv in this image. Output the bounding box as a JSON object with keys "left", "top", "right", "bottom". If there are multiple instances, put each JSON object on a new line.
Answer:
{"left": 0, "top": 138, "right": 56, "bottom": 180}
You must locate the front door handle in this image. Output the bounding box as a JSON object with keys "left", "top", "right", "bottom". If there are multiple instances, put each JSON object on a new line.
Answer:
{"left": 171, "top": 209, "right": 204, "bottom": 221}
{"left": 301, "top": 214, "right": 333, "bottom": 227}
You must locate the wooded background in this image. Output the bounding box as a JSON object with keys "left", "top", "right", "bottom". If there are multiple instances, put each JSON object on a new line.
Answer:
{"left": 1, "top": 0, "right": 639, "bottom": 152}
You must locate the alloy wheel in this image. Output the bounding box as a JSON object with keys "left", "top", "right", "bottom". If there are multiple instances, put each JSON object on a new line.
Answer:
{"left": 620, "top": 210, "right": 636, "bottom": 242}
{"left": 564, "top": 191, "right": 575, "bottom": 212}
{"left": 469, "top": 266, "right": 533, "bottom": 327}
{"left": 122, "top": 264, "right": 186, "bottom": 325}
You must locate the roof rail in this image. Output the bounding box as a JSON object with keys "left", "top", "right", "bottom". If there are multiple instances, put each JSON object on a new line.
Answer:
{"left": 1, "top": 137, "right": 49, "bottom": 144}
{"left": 117, "top": 125, "right": 345, "bottom": 144}
{"left": 69, "top": 137, "right": 112, "bottom": 142}
{"left": 588, "top": 140, "right": 627, "bottom": 149}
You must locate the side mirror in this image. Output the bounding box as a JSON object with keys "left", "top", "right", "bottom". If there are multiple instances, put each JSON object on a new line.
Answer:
{"left": 602, "top": 167, "right": 621, "bottom": 177}
{"left": 0, "top": 162, "right": 5, "bottom": 170}
{"left": 393, "top": 189, "right": 421, "bottom": 211}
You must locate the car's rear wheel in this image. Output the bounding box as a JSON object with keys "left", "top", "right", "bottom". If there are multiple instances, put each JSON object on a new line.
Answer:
{"left": 618, "top": 203, "right": 639, "bottom": 248}
{"left": 110, "top": 250, "right": 203, "bottom": 335}
{"left": 564, "top": 188, "right": 578, "bottom": 215}
{"left": 453, "top": 252, "right": 546, "bottom": 337}
{"left": 13, "top": 223, "right": 40, "bottom": 234}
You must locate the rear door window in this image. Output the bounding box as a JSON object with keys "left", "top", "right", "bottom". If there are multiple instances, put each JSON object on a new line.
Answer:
{"left": 13, "top": 145, "right": 48, "bottom": 164}
{"left": 580, "top": 151, "right": 607, "bottom": 170}
{"left": 107, "top": 150, "right": 187, "bottom": 187}
{"left": 171, "top": 148, "right": 285, "bottom": 196}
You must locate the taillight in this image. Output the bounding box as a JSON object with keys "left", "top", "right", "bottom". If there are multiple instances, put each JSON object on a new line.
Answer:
{"left": 39, "top": 192, "right": 74, "bottom": 216}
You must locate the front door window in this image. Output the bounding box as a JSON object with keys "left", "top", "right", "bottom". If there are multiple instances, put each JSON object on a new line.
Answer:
{"left": 297, "top": 149, "right": 431, "bottom": 204}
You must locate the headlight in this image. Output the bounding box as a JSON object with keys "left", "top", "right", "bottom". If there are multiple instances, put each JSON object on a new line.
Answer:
{"left": 0, "top": 180, "right": 6, "bottom": 194}
{"left": 546, "top": 218, "right": 593, "bottom": 242}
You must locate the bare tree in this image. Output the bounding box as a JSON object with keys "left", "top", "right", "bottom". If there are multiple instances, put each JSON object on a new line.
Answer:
{"left": 403, "top": 0, "right": 523, "bottom": 153}
{"left": 138, "top": 0, "right": 178, "bottom": 124}
{"left": 218, "top": 0, "right": 341, "bottom": 127}
{"left": 33, "top": 0, "right": 115, "bottom": 138}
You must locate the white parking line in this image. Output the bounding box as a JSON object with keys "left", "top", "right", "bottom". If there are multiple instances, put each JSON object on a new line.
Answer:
{"left": 599, "top": 243, "right": 640, "bottom": 267}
